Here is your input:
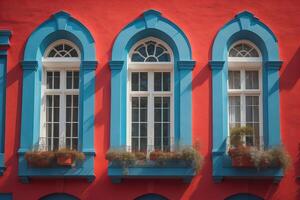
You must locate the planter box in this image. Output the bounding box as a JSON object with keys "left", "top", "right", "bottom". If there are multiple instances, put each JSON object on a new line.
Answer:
{"left": 108, "top": 160, "right": 196, "bottom": 183}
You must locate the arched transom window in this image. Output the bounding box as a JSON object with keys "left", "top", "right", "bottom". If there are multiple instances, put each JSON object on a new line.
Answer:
{"left": 40, "top": 40, "right": 80, "bottom": 151}
{"left": 130, "top": 40, "right": 171, "bottom": 62}
{"left": 227, "top": 40, "right": 263, "bottom": 148}
{"left": 128, "top": 37, "right": 174, "bottom": 153}
{"left": 45, "top": 40, "right": 80, "bottom": 58}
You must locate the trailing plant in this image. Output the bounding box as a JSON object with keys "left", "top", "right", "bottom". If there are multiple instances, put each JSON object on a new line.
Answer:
{"left": 105, "top": 149, "right": 146, "bottom": 174}
{"left": 149, "top": 146, "right": 203, "bottom": 174}
{"left": 250, "top": 146, "right": 290, "bottom": 170}
{"left": 228, "top": 145, "right": 290, "bottom": 170}
{"left": 25, "top": 151, "right": 55, "bottom": 168}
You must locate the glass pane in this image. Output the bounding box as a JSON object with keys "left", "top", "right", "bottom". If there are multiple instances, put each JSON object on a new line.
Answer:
{"left": 132, "top": 108, "right": 139, "bottom": 122}
{"left": 132, "top": 123, "right": 139, "bottom": 137}
{"left": 54, "top": 95, "right": 60, "bottom": 107}
{"left": 73, "top": 71, "right": 79, "bottom": 89}
{"left": 163, "top": 72, "right": 170, "bottom": 91}
{"left": 46, "top": 107, "right": 52, "bottom": 122}
{"left": 154, "top": 123, "right": 161, "bottom": 138}
{"left": 163, "top": 97, "right": 170, "bottom": 108}
{"left": 54, "top": 108, "right": 59, "bottom": 122}
{"left": 246, "top": 71, "right": 259, "bottom": 89}
{"left": 46, "top": 123, "right": 52, "bottom": 138}
{"left": 132, "top": 97, "right": 139, "bottom": 108}
{"left": 228, "top": 71, "right": 240, "bottom": 89}
{"left": 66, "top": 108, "right": 71, "bottom": 122}
{"left": 140, "top": 97, "right": 147, "bottom": 108}
{"left": 66, "top": 123, "right": 71, "bottom": 137}
{"left": 46, "top": 95, "right": 52, "bottom": 107}
{"left": 154, "top": 108, "right": 161, "bottom": 122}
{"left": 163, "top": 137, "right": 170, "bottom": 151}
{"left": 72, "top": 139, "right": 78, "bottom": 150}
{"left": 53, "top": 138, "right": 59, "bottom": 151}
{"left": 140, "top": 138, "right": 147, "bottom": 152}
{"left": 163, "top": 123, "right": 170, "bottom": 138}
{"left": 158, "top": 53, "right": 170, "bottom": 62}
{"left": 131, "top": 72, "right": 139, "bottom": 91}
{"left": 73, "top": 108, "right": 78, "bottom": 122}
{"left": 73, "top": 95, "right": 78, "bottom": 107}
{"left": 66, "top": 95, "right": 71, "bottom": 107}
{"left": 66, "top": 138, "right": 71, "bottom": 149}
{"left": 229, "top": 96, "right": 241, "bottom": 125}
{"left": 154, "top": 72, "right": 162, "bottom": 91}
{"left": 73, "top": 123, "right": 78, "bottom": 137}
{"left": 140, "top": 108, "right": 147, "bottom": 122}
{"left": 140, "top": 72, "right": 148, "bottom": 91}
{"left": 54, "top": 72, "right": 60, "bottom": 89}
{"left": 46, "top": 72, "right": 53, "bottom": 89}
{"left": 67, "top": 71, "right": 72, "bottom": 89}
{"left": 163, "top": 108, "right": 170, "bottom": 122}
{"left": 132, "top": 138, "right": 138, "bottom": 152}
{"left": 154, "top": 97, "right": 162, "bottom": 108}
{"left": 53, "top": 123, "right": 59, "bottom": 137}
{"left": 154, "top": 137, "right": 161, "bottom": 151}
{"left": 147, "top": 43, "right": 155, "bottom": 56}
{"left": 131, "top": 53, "right": 145, "bottom": 62}
{"left": 140, "top": 123, "right": 147, "bottom": 137}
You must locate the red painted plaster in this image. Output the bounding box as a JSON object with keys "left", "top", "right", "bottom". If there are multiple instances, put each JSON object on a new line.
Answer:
{"left": 0, "top": 0, "right": 300, "bottom": 199}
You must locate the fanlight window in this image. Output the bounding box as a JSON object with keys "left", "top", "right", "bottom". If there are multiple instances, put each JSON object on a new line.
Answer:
{"left": 229, "top": 42, "right": 259, "bottom": 57}
{"left": 46, "top": 41, "right": 79, "bottom": 58}
{"left": 131, "top": 41, "right": 171, "bottom": 62}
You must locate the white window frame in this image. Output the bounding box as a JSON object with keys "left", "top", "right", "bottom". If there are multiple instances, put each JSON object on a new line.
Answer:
{"left": 227, "top": 40, "right": 264, "bottom": 149}
{"left": 39, "top": 40, "right": 81, "bottom": 151}
{"left": 127, "top": 37, "right": 174, "bottom": 153}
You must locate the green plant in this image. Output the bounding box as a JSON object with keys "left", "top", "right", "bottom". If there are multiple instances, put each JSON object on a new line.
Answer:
{"left": 25, "top": 151, "right": 55, "bottom": 168}
{"left": 229, "top": 126, "right": 253, "bottom": 147}
{"left": 251, "top": 146, "right": 290, "bottom": 170}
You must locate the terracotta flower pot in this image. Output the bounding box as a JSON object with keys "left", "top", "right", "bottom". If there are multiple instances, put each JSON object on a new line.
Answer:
{"left": 56, "top": 154, "right": 75, "bottom": 166}
{"left": 228, "top": 147, "right": 255, "bottom": 168}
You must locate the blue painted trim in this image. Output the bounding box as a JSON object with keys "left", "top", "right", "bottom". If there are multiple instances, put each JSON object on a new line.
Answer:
{"left": 0, "top": 30, "right": 11, "bottom": 176}
{"left": 40, "top": 193, "right": 79, "bottom": 200}
{"left": 109, "top": 10, "right": 195, "bottom": 180}
{"left": 18, "top": 11, "right": 97, "bottom": 182}
{"left": 225, "top": 193, "right": 263, "bottom": 200}
{"left": 210, "top": 11, "right": 283, "bottom": 181}
{"left": 108, "top": 165, "right": 195, "bottom": 183}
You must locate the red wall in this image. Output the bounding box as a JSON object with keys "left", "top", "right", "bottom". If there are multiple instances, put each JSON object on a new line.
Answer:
{"left": 0, "top": 0, "right": 300, "bottom": 199}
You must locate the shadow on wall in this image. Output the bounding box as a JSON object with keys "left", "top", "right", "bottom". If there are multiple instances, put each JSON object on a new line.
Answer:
{"left": 280, "top": 47, "right": 300, "bottom": 91}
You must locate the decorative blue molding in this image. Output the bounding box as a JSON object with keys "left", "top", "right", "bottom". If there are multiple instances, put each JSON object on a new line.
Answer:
{"left": 225, "top": 193, "right": 263, "bottom": 200}
{"left": 109, "top": 9, "right": 195, "bottom": 182}
{"left": 210, "top": 11, "right": 283, "bottom": 181}
{"left": 0, "top": 30, "right": 11, "bottom": 176}
{"left": 21, "top": 61, "right": 38, "bottom": 71}
{"left": 0, "top": 193, "right": 12, "bottom": 200}
{"left": 40, "top": 193, "right": 79, "bottom": 200}
{"left": 18, "top": 11, "right": 97, "bottom": 182}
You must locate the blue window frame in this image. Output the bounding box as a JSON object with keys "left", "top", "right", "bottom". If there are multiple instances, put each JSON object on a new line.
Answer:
{"left": 109, "top": 10, "right": 195, "bottom": 182}
{"left": 18, "top": 11, "right": 97, "bottom": 183}
{"left": 0, "top": 30, "right": 11, "bottom": 176}
{"left": 210, "top": 11, "right": 283, "bottom": 182}
{"left": 40, "top": 193, "right": 79, "bottom": 200}
{"left": 225, "top": 193, "right": 263, "bottom": 200}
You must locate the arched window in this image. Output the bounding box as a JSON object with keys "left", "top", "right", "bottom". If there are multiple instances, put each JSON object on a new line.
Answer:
{"left": 227, "top": 40, "right": 263, "bottom": 148}
{"left": 127, "top": 37, "right": 174, "bottom": 152}
{"left": 39, "top": 193, "right": 79, "bottom": 200}
{"left": 40, "top": 39, "right": 81, "bottom": 151}
{"left": 135, "top": 193, "right": 169, "bottom": 200}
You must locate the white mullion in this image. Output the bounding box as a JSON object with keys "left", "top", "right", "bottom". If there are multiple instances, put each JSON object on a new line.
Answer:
{"left": 60, "top": 70, "right": 66, "bottom": 149}
{"left": 148, "top": 72, "right": 154, "bottom": 153}
{"left": 138, "top": 97, "right": 141, "bottom": 151}
{"left": 127, "top": 72, "right": 131, "bottom": 151}
{"left": 258, "top": 67, "right": 264, "bottom": 149}
{"left": 170, "top": 70, "right": 174, "bottom": 151}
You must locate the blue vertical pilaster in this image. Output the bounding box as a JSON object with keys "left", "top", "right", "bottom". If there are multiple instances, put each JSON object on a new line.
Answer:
{"left": 109, "top": 61, "right": 124, "bottom": 149}
{"left": 0, "top": 30, "right": 11, "bottom": 175}
{"left": 81, "top": 61, "right": 97, "bottom": 154}
{"left": 177, "top": 61, "right": 195, "bottom": 146}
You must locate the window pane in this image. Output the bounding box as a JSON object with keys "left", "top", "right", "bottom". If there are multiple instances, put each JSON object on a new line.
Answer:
{"left": 228, "top": 71, "right": 240, "bottom": 89}
{"left": 53, "top": 123, "right": 59, "bottom": 137}
{"left": 140, "top": 72, "right": 148, "bottom": 91}
{"left": 131, "top": 72, "right": 139, "bottom": 91}
{"left": 154, "top": 108, "right": 161, "bottom": 122}
{"left": 54, "top": 72, "right": 60, "bottom": 89}
{"left": 229, "top": 96, "right": 241, "bottom": 127}
{"left": 140, "top": 138, "right": 147, "bottom": 152}
{"left": 154, "top": 72, "right": 162, "bottom": 91}
{"left": 54, "top": 108, "right": 59, "bottom": 122}
{"left": 73, "top": 123, "right": 78, "bottom": 137}
{"left": 140, "top": 123, "right": 147, "bottom": 137}
{"left": 140, "top": 97, "right": 147, "bottom": 108}
{"left": 73, "top": 108, "right": 78, "bottom": 122}
{"left": 46, "top": 95, "right": 52, "bottom": 107}
{"left": 246, "top": 71, "right": 259, "bottom": 89}
{"left": 72, "top": 138, "right": 78, "bottom": 150}
{"left": 132, "top": 123, "right": 139, "bottom": 137}
{"left": 132, "top": 108, "right": 139, "bottom": 122}
{"left": 163, "top": 72, "right": 170, "bottom": 91}
{"left": 73, "top": 95, "right": 78, "bottom": 107}
{"left": 54, "top": 95, "right": 60, "bottom": 107}
{"left": 66, "top": 123, "right": 71, "bottom": 137}
{"left": 73, "top": 71, "right": 79, "bottom": 89}
{"left": 132, "top": 138, "right": 139, "bottom": 152}
{"left": 66, "top": 95, "right": 71, "bottom": 107}
{"left": 132, "top": 97, "right": 139, "bottom": 108}
{"left": 46, "top": 72, "right": 53, "bottom": 89}
{"left": 67, "top": 71, "right": 73, "bottom": 89}
{"left": 140, "top": 108, "right": 147, "bottom": 122}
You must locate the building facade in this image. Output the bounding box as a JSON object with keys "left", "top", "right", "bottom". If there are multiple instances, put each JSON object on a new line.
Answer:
{"left": 0, "top": 0, "right": 300, "bottom": 199}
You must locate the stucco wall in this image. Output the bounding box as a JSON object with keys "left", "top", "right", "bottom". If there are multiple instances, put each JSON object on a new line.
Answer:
{"left": 0, "top": 0, "right": 300, "bottom": 199}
